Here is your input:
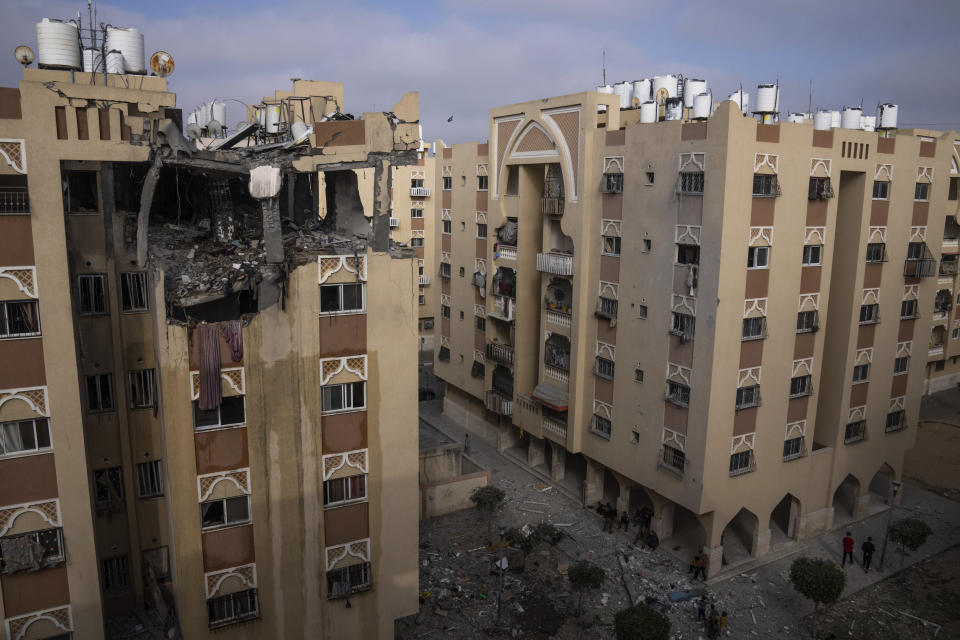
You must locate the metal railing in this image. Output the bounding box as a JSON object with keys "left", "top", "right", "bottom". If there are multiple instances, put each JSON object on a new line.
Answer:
{"left": 498, "top": 245, "right": 517, "bottom": 260}
{"left": 389, "top": 217, "right": 399, "bottom": 228}
{"left": 410, "top": 187, "right": 431, "bottom": 197}
{"left": 546, "top": 309, "right": 571, "bottom": 328}
{"left": 543, "top": 416, "right": 567, "bottom": 439}
{"left": 486, "top": 342, "right": 514, "bottom": 366}
{"left": 536, "top": 252, "right": 574, "bottom": 276}
{"left": 0, "top": 187, "right": 29, "bottom": 215}
{"left": 419, "top": 274, "right": 430, "bottom": 286}
{"left": 540, "top": 197, "right": 564, "bottom": 216}
{"left": 544, "top": 365, "right": 569, "bottom": 384}
{"left": 484, "top": 390, "right": 513, "bottom": 416}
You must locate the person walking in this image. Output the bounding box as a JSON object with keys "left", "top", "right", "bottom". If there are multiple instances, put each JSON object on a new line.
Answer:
{"left": 693, "top": 552, "right": 708, "bottom": 580}
{"left": 697, "top": 596, "right": 707, "bottom": 622}
{"left": 463, "top": 433, "right": 470, "bottom": 454}
{"left": 861, "top": 536, "right": 876, "bottom": 572}
{"left": 602, "top": 508, "right": 615, "bottom": 533}
{"left": 618, "top": 511, "right": 630, "bottom": 531}
{"left": 841, "top": 531, "right": 855, "bottom": 567}
{"left": 707, "top": 606, "right": 720, "bottom": 639}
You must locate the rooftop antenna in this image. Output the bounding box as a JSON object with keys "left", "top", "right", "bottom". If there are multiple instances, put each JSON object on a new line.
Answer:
{"left": 808, "top": 77, "right": 812, "bottom": 115}
{"left": 602, "top": 49, "right": 606, "bottom": 86}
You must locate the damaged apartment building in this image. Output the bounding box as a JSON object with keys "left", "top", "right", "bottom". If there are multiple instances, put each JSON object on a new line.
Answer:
{"left": 0, "top": 36, "right": 421, "bottom": 639}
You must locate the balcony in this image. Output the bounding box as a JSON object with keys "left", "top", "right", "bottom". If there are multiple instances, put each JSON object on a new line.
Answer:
{"left": 419, "top": 274, "right": 430, "bottom": 286}
{"left": 410, "top": 187, "right": 431, "bottom": 197}
{"left": 540, "top": 197, "right": 564, "bottom": 216}
{"left": 904, "top": 242, "right": 936, "bottom": 278}
{"left": 940, "top": 258, "right": 958, "bottom": 278}
{"left": 389, "top": 217, "right": 399, "bottom": 228}
{"left": 486, "top": 342, "right": 514, "bottom": 366}
{"left": 929, "top": 343, "right": 945, "bottom": 357}
{"left": 488, "top": 295, "right": 516, "bottom": 322}
{"left": 544, "top": 365, "right": 569, "bottom": 384}
{"left": 536, "top": 252, "right": 574, "bottom": 276}
{"left": 545, "top": 309, "right": 571, "bottom": 329}
{"left": 0, "top": 187, "right": 29, "bottom": 215}
{"left": 497, "top": 245, "right": 517, "bottom": 260}
{"left": 484, "top": 390, "right": 513, "bottom": 416}
{"left": 542, "top": 416, "right": 568, "bottom": 439}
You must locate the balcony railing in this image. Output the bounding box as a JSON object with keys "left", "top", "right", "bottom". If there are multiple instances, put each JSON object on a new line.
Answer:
{"left": 536, "top": 252, "right": 574, "bottom": 276}
{"left": 929, "top": 343, "right": 945, "bottom": 356}
{"left": 905, "top": 243, "right": 936, "bottom": 278}
{"left": 498, "top": 245, "right": 517, "bottom": 260}
{"left": 540, "top": 197, "right": 564, "bottom": 216}
{"left": 410, "top": 187, "right": 431, "bottom": 197}
{"left": 486, "top": 342, "right": 514, "bottom": 366}
{"left": 940, "top": 260, "right": 958, "bottom": 277}
{"left": 488, "top": 295, "right": 515, "bottom": 322}
{"left": 419, "top": 274, "right": 430, "bottom": 286}
{"left": 0, "top": 187, "right": 29, "bottom": 215}
{"left": 544, "top": 364, "right": 569, "bottom": 384}
{"left": 389, "top": 217, "right": 399, "bottom": 228}
{"left": 484, "top": 390, "right": 513, "bottom": 416}
{"left": 542, "top": 416, "right": 568, "bottom": 439}
{"left": 546, "top": 309, "right": 571, "bottom": 328}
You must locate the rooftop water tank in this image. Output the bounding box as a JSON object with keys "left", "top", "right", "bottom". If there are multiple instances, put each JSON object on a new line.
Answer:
{"left": 639, "top": 101, "right": 657, "bottom": 124}
{"left": 684, "top": 79, "right": 707, "bottom": 108}
{"left": 36, "top": 18, "right": 81, "bottom": 70}
{"left": 787, "top": 112, "right": 806, "bottom": 124}
{"left": 728, "top": 90, "right": 749, "bottom": 114}
{"left": 692, "top": 93, "right": 712, "bottom": 120}
{"left": 860, "top": 115, "right": 876, "bottom": 132}
{"left": 105, "top": 27, "right": 145, "bottom": 74}
{"left": 211, "top": 101, "right": 227, "bottom": 129}
{"left": 264, "top": 104, "right": 281, "bottom": 134}
{"left": 878, "top": 103, "right": 899, "bottom": 129}
{"left": 652, "top": 75, "right": 678, "bottom": 105}
{"left": 105, "top": 50, "right": 124, "bottom": 75}
{"left": 256, "top": 107, "right": 266, "bottom": 127}
{"left": 664, "top": 97, "right": 683, "bottom": 121}
{"left": 596, "top": 85, "right": 614, "bottom": 112}
{"left": 632, "top": 79, "right": 652, "bottom": 107}
{"left": 755, "top": 83, "right": 779, "bottom": 113}
{"left": 614, "top": 82, "right": 633, "bottom": 109}
{"left": 830, "top": 110, "right": 841, "bottom": 129}
{"left": 813, "top": 110, "right": 833, "bottom": 131}
{"left": 82, "top": 48, "right": 103, "bottom": 73}
{"left": 840, "top": 107, "right": 861, "bottom": 130}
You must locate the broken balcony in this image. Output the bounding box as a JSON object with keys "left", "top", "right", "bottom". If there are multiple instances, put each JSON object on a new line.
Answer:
{"left": 939, "top": 255, "right": 958, "bottom": 277}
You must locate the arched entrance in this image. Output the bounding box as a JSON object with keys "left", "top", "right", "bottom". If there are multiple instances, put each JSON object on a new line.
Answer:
{"left": 769, "top": 494, "right": 801, "bottom": 549}
{"left": 627, "top": 485, "right": 655, "bottom": 517}
{"left": 661, "top": 504, "right": 707, "bottom": 561}
{"left": 721, "top": 508, "right": 759, "bottom": 565}
{"left": 832, "top": 474, "right": 860, "bottom": 528}
{"left": 602, "top": 468, "right": 620, "bottom": 511}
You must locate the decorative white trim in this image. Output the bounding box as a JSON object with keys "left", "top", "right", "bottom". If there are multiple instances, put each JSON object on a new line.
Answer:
{"left": 442, "top": 164, "right": 452, "bottom": 177}
{"left": 799, "top": 293, "right": 820, "bottom": 312}
{"left": 5, "top": 605, "right": 72, "bottom": 640}
{"left": 440, "top": 251, "right": 451, "bottom": 263}
{"left": 792, "top": 358, "right": 813, "bottom": 378}
{"left": 322, "top": 449, "right": 369, "bottom": 482}
{"left": 738, "top": 367, "right": 762, "bottom": 387}
{"left": 474, "top": 304, "right": 485, "bottom": 318}
{"left": 917, "top": 166, "right": 934, "bottom": 183}
{"left": 600, "top": 218, "right": 622, "bottom": 237}
{"left": 440, "top": 293, "right": 451, "bottom": 306}
{"left": 473, "top": 349, "right": 485, "bottom": 365}
{"left": 439, "top": 335, "right": 450, "bottom": 348}
{"left": 889, "top": 396, "right": 905, "bottom": 412}
{"left": 0, "top": 498, "right": 61, "bottom": 536}
{"left": 318, "top": 254, "right": 366, "bottom": 284}
{"left": 754, "top": 153, "right": 779, "bottom": 174}
{"left": 910, "top": 226, "right": 927, "bottom": 242}
{"left": 441, "top": 209, "right": 451, "bottom": 221}
{"left": 319, "top": 355, "right": 368, "bottom": 386}
{"left": 596, "top": 341, "right": 615, "bottom": 361}
{"left": 204, "top": 563, "right": 257, "bottom": 599}
{"left": 0, "top": 139, "right": 27, "bottom": 174}
{"left": 749, "top": 226, "right": 774, "bottom": 247}
{"left": 874, "top": 163, "right": 893, "bottom": 181}
{"left": 190, "top": 367, "right": 245, "bottom": 401}
{"left": 666, "top": 362, "right": 691, "bottom": 385}
{"left": 475, "top": 258, "right": 486, "bottom": 275}
{"left": 672, "top": 294, "right": 696, "bottom": 316}
{"left": 0, "top": 386, "right": 49, "bottom": 417}
{"left": 731, "top": 433, "right": 756, "bottom": 455}
{"left": 197, "top": 468, "right": 251, "bottom": 502}
{"left": 0, "top": 266, "right": 38, "bottom": 298}
{"left": 785, "top": 420, "right": 806, "bottom": 440}
{"left": 896, "top": 341, "right": 913, "bottom": 357}
{"left": 903, "top": 285, "right": 919, "bottom": 301}
{"left": 675, "top": 224, "right": 701, "bottom": 246}
{"left": 810, "top": 158, "right": 831, "bottom": 177}
{"left": 743, "top": 298, "right": 767, "bottom": 318}
{"left": 855, "top": 348, "right": 873, "bottom": 366}
{"left": 603, "top": 156, "right": 624, "bottom": 174}
{"left": 542, "top": 105, "right": 583, "bottom": 202}
{"left": 476, "top": 163, "right": 488, "bottom": 176}
{"left": 510, "top": 121, "right": 559, "bottom": 158}
{"left": 411, "top": 230, "right": 425, "bottom": 239}
{"left": 862, "top": 288, "right": 880, "bottom": 305}
{"left": 475, "top": 211, "right": 487, "bottom": 225}
{"left": 661, "top": 427, "right": 686, "bottom": 452}
{"left": 849, "top": 405, "right": 866, "bottom": 422}
{"left": 593, "top": 399, "right": 613, "bottom": 420}
{"left": 804, "top": 227, "right": 826, "bottom": 245}
{"left": 678, "top": 152, "right": 705, "bottom": 172}
{"left": 325, "top": 538, "right": 371, "bottom": 572}
{"left": 411, "top": 169, "right": 425, "bottom": 179}
{"left": 868, "top": 226, "right": 887, "bottom": 243}
{"left": 598, "top": 281, "right": 619, "bottom": 300}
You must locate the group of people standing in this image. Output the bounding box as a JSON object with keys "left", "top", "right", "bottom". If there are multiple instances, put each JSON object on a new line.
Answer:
{"left": 595, "top": 503, "right": 660, "bottom": 550}
{"left": 697, "top": 598, "right": 727, "bottom": 638}
{"left": 842, "top": 531, "right": 876, "bottom": 572}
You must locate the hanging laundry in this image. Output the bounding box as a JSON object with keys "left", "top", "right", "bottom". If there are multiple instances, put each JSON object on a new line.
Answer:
{"left": 198, "top": 323, "right": 222, "bottom": 410}
{"left": 219, "top": 320, "right": 244, "bottom": 362}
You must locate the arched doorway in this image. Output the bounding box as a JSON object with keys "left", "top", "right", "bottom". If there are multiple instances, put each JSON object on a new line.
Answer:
{"left": 628, "top": 485, "right": 655, "bottom": 517}
{"left": 832, "top": 474, "right": 860, "bottom": 528}
{"left": 867, "top": 462, "right": 898, "bottom": 516}
{"left": 769, "top": 494, "right": 801, "bottom": 549}
{"left": 721, "top": 508, "right": 759, "bottom": 565}
{"left": 602, "top": 468, "right": 620, "bottom": 511}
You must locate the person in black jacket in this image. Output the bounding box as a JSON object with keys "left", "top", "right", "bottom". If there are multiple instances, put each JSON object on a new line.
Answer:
{"left": 861, "top": 536, "right": 876, "bottom": 572}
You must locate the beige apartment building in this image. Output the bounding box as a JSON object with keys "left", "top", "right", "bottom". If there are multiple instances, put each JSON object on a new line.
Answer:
{"left": 0, "top": 61, "right": 419, "bottom": 638}
{"left": 434, "top": 90, "right": 959, "bottom": 575}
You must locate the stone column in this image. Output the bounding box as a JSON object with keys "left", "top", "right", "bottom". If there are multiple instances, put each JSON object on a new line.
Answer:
{"left": 582, "top": 459, "right": 604, "bottom": 507}
{"left": 652, "top": 502, "right": 675, "bottom": 539}
{"left": 548, "top": 441, "right": 565, "bottom": 482}
{"left": 754, "top": 528, "right": 771, "bottom": 557}
{"left": 527, "top": 435, "right": 546, "bottom": 468}
{"left": 249, "top": 165, "right": 284, "bottom": 263}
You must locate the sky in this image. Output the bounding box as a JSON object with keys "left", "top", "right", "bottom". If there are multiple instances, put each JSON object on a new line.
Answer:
{"left": 2, "top": 0, "right": 959, "bottom": 144}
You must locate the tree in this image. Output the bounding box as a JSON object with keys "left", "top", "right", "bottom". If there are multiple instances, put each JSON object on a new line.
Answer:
{"left": 613, "top": 603, "right": 671, "bottom": 640}
{"left": 567, "top": 560, "right": 606, "bottom": 617}
{"left": 889, "top": 518, "right": 933, "bottom": 570}
{"left": 470, "top": 485, "right": 505, "bottom": 544}
{"left": 789, "top": 557, "right": 845, "bottom": 638}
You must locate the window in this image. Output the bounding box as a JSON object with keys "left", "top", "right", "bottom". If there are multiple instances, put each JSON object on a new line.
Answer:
{"left": 646, "top": 171, "right": 655, "bottom": 185}
{"left": 736, "top": 385, "right": 760, "bottom": 410}
{"left": 894, "top": 356, "right": 909, "bottom": 375}
{"left": 63, "top": 170, "right": 99, "bottom": 212}
{"left": 410, "top": 237, "right": 424, "bottom": 247}
{"left": 597, "top": 297, "right": 618, "bottom": 318}
{"left": 950, "top": 177, "right": 958, "bottom": 201}
{"left": 0, "top": 528, "right": 64, "bottom": 573}
{"left": 783, "top": 437, "right": 804, "bottom": 461}
{"left": 936, "top": 359, "right": 946, "bottom": 371}
{"left": 410, "top": 178, "right": 424, "bottom": 189}
{"left": 439, "top": 263, "right": 451, "bottom": 278}
{"left": 443, "top": 176, "right": 452, "bottom": 190}
{"left": 742, "top": 317, "right": 766, "bottom": 341}
{"left": 120, "top": 272, "right": 148, "bottom": 312}
{"left": 418, "top": 295, "right": 425, "bottom": 305}
{"left": 631, "top": 430, "right": 640, "bottom": 445}
{"left": 101, "top": 555, "right": 130, "bottom": 593}
{"left": 907, "top": 242, "right": 927, "bottom": 260}
{"left": 802, "top": 245, "right": 822, "bottom": 266}
{"left": 595, "top": 357, "right": 615, "bottom": 380}
{"left": 666, "top": 381, "right": 690, "bottom": 408}
{"left": 136, "top": 460, "right": 163, "bottom": 498}
{"left": 128, "top": 369, "right": 155, "bottom": 408}
{"left": 411, "top": 208, "right": 424, "bottom": 218}
{"left": 93, "top": 467, "right": 124, "bottom": 513}
{"left": 319, "top": 283, "right": 365, "bottom": 314}
{"left": 475, "top": 315, "right": 486, "bottom": 331}
{"left": 201, "top": 495, "right": 250, "bottom": 529}
{"left": 886, "top": 411, "right": 906, "bottom": 433}
{"left": 193, "top": 396, "right": 245, "bottom": 430}
{"left": 459, "top": 310, "right": 464, "bottom": 320}
{"left": 634, "top": 368, "right": 644, "bottom": 383}
{"left": 747, "top": 246, "right": 769, "bottom": 269}
{"left": 808, "top": 176, "right": 833, "bottom": 199}
{"left": 679, "top": 171, "right": 704, "bottom": 194}
{"left": 477, "top": 223, "right": 487, "bottom": 239}
{"left": 603, "top": 172, "right": 623, "bottom": 193}
{"left": 852, "top": 364, "right": 870, "bottom": 382}
{"left": 0, "top": 418, "right": 51, "bottom": 457}
{"left": 677, "top": 244, "right": 700, "bottom": 265}
{"left": 592, "top": 414, "right": 612, "bottom": 439}
{"left": 442, "top": 220, "right": 451, "bottom": 234}
{"left": 470, "top": 360, "right": 484, "bottom": 378}
{"left": 208, "top": 588, "right": 259, "bottom": 626}
{"left": 0, "top": 299, "right": 41, "bottom": 338}
{"left": 729, "top": 450, "right": 754, "bottom": 476}
{"left": 901, "top": 299, "right": 918, "bottom": 319}
{"left": 142, "top": 547, "right": 170, "bottom": 581}
{"left": 865, "top": 243, "right": 887, "bottom": 263}
{"left": 602, "top": 236, "right": 621, "bottom": 256}
{"left": 323, "top": 474, "right": 367, "bottom": 507}
{"left": 859, "top": 304, "right": 879, "bottom": 324}
{"left": 459, "top": 266, "right": 465, "bottom": 277}
{"left": 752, "top": 174, "right": 779, "bottom": 197}
{"left": 642, "top": 238, "right": 652, "bottom": 252}
{"left": 914, "top": 182, "right": 929, "bottom": 201}
{"left": 438, "top": 346, "right": 450, "bottom": 362}
{"left": 86, "top": 374, "right": 114, "bottom": 413}
{"left": 321, "top": 381, "right": 366, "bottom": 413}
{"left": 78, "top": 274, "right": 107, "bottom": 314}
{"left": 671, "top": 312, "right": 695, "bottom": 339}
{"left": 661, "top": 445, "right": 685, "bottom": 472}
{"left": 327, "top": 562, "right": 371, "bottom": 599}
{"left": 797, "top": 310, "right": 819, "bottom": 333}
{"left": 789, "top": 375, "right": 811, "bottom": 398}
{"left": 872, "top": 180, "right": 890, "bottom": 200}
{"left": 844, "top": 420, "right": 866, "bottom": 443}
{"left": 638, "top": 305, "right": 648, "bottom": 319}
{"left": 477, "top": 175, "right": 489, "bottom": 191}
{"left": 441, "top": 305, "right": 450, "bottom": 319}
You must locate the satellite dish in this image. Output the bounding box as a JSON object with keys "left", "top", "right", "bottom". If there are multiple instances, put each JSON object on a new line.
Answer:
{"left": 149, "top": 50, "right": 174, "bottom": 77}
{"left": 185, "top": 123, "right": 202, "bottom": 139}
{"left": 14, "top": 45, "right": 34, "bottom": 67}
{"left": 207, "top": 119, "right": 222, "bottom": 132}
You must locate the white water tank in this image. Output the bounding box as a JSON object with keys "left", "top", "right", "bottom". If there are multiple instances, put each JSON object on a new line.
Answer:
{"left": 813, "top": 110, "right": 833, "bottom": 131}
{"left": 664, "top": 97, "right": 683, "bottom": 121}
{"left": 613, "top": 82, "right": 633, "bottom": 109}
{"left": 211, "top": 101, "right": 227, "bottom": 128}
{"left": 36, "top": 19, "right": 81, "bottom": 70}
{"left": 632, "top": 79, "right": 651, "bottom": 106}
{"left": 878, "top": 103, "right": 899, "bottom": 129}
{"left": 692, "top": 93, "right": 712, "bottom": 120}
{"left": 787, "top": 112, "right": 805, "bottom": 123}
{"left": 860, "top": 115, "right": 876, "bottom": 132}
{"left": 639, "top": 101, "right": 657, "bottom": 123}
{"left": 105, "top": 50, "right": 124, "bottom": 74}
{"left": 728, "top": 90, "right": 749, "bottom": 114}
{"left": 755, "top": 83, "right": 779, "bottom": 113}
{"left": 684, "top": 79, "right": 707, "bottom": 108}
{"left": 105, "top": 27, "right": 145, "bottom": 74}
{"left": 256, "top": 107, "right": 266, "bottom": 127}
{"left": 82, "top": 48, "right": 103, "bottom": 73}
{"left": 596, "top": 85, "right": 614, "bottom": 112}
{"left": 830, "top": 110, "right": 841, "bottom": 129}
{"left": 652, "top": 75, "right": 678, "bottom": 104}
{"left": 187, "top": 110, "right": 198, "bottom": 126}
{"left": 840, "top": 107, "right": 861, "bottom": 130}
{"left": 264, "top": 104, "right": 281, "bottom": 134}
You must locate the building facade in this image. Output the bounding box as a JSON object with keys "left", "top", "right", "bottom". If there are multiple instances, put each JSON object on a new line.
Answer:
{"left": 434, "top": 90, "right": 959, "bottom": 575}
{"left": 0, "top": 66, "right": 419, "bottom": 639}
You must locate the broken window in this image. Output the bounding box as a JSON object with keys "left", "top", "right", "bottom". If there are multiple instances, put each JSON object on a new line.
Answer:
{"left": 789, "top": 375, "right": 812, "bottom": 398}
{"left": 0, "top": 418, "right": 51, "bottom": 457}
{"left": 747, "top": 246, "right": 769, "bottom": 269}
{"left": 136, "top": 460, "right": 163, "bottom": 498}
{"left": 200, "top": 495, "right": 249, "bottom": 529}
{"left": 662, "top": 445, "right": 685, "bottom": 471}
{"left": 142, "top": 547, "right": 170, "bottom": 581}
{"left": 94, "top": 467, "right": 124, "bottom": 513}
{"left": 442, "top": 220, "right": 451, "bottom": 234}
{"left": 602, "top": 172, "right": 623, "bottom": 194}
{"left": 327, "top": 562, "right": 371, "bottom": 599}
{"left": 872, "top": 180, "right": 890, "bottom": 200}
{"left": 193, "top": 396, "right": 246, "bottom": 430}
{"left": 671, "top": 312, "right": 695, "bottom": 340}
{"left": 865, "top": 243, "right": 887, "bottom": 262}
{"left": 894, "top": 356, "right": 909, "bottom": 375}
{"left": 901, "top": 299, "right": 918, "bottom": 319}
{"left": 78, "top": 274, "right": 107, "bottom": 314}
{"left": 86, "top": 374, "right": 115, "bottom": 413}
{"left": 411, "top": 237, "right": 424, "bottom": 247}
{"left": 0, "top": 299, "right": 40, "bottom": 338}
{"left": 121, "top": 272, "right": 149, "bottom": 312}
{"left": 783, "top": 437, "right": 804, "bottom": 461}
{"left": 852, "top": 364, "right": 870, "bottom": 383}
{"left": 752, "top": 174, "right": 779, "bottom": 197}
{"left": 808, "top": 177, "right": 833, "bottom": 200}
{"left": 666, "top": 381, "right": 690, "bottom": 408}
{"left": 859, "top": 303, "right": 879, "bottom": 324}
{"left": 101, "top": 555, "right": 130, "bottom": 594}
{"left": 411, "top": 208, "right": 424, "bottom": 218}
{"left": 885, "top": 411, "right": 906, "bottom": 432}
{"left": 470, "top": 360, "right": 485, "bottom": 379}
{"left": 411, "top": 179, "right": 424, "bottom": 189}
{"left": 844, "top": 421, "right": 866, "bottom": 443}
{"left": 742, "top": 317, "right": 766, "bottom": 341}
{"left": 802, "top": 245, "right": 822, "bottom": 266}
{"left": 323, "top": 474, "right": 366, "bottom": 507}
{"left": 442, "top": 176, "right": 452, "bottom": 190}
{"left": 319, "top": 283, "right": 364, "bottom": 314}
{"left": 321, "top": 381, "right": 365, "bottom": 413}
{"left": 128, "top": 369, "right": 156, "bottom": 409}
{"left": 208, "top": 588, "right": 259, "bottom": 627}
{"left": 477, "top": 223, "right": 487, "bottom": 239}
{"left": 63, "top": 170, "right": 99, "bottom": 213}
{"left": 915, "top": 182, "right": 929, "bottom": 201}
{"left": 0, "top": 528, "right": 64, "bottom": 574}
{"left": 729, "top": 451, "right": 754, "bottom": 475}
{"left": 676, "top": 244, "right": 699, "bottom": 265}
{"left": 602, "top": 236, "right": 621, "bottom": 256}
